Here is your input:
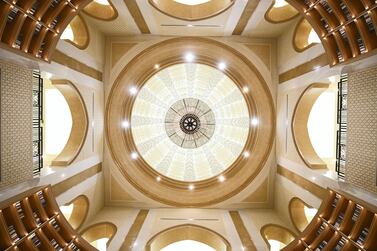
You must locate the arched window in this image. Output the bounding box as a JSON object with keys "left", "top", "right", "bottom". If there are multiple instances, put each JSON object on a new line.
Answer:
{"left": 59, "top": 195, "right": 89, "bottom": 230}
{"left": 61, "top": 15, "right": 89, "bottom": 50}
{"left": 260, "top": 224, "right": 296, "bottom": 250}
{"left": 293, "top": 18, "right": 321, "bottom": 52}
{"left": 83, "top": 0, "right": 118, "bottom": 21}
{"left": 43, "top": 79, "right": 88, "bottom": 167}
{"left": 146, "top": 224, "right": 231, "bottom": 251}
{"left": 265, "top": 0, "right": 299, "bottom": 23}
{"left": 292, "top": 83, "right": 337, "bottom": 169}
{"left": 289, "top": 197, "right": 318, "bottom": 232}
{"left": 80, "top": 222, "right": 117, "bottom": 251}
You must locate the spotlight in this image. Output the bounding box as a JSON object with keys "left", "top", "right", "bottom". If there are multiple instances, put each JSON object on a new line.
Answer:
{"left": 189, "top": 184, "right": 195, "bottom": 190}
{"left": 122, "top": 120, "right": 130, "bottom": 128}
{"left": 129, "top": 86, "right": 138, "bottom": 95}
{"left": 251, "top": 117, "right": 259, "bottom": 126}
{"left": 185, "top": 52, "right": 195, "bottom": 62}
{"left": 218, "top": 175, "right": 225, "bottom": 182}
{"left": 131, "top": 152, "right": 138, "bottom": 160}
{"left": 243, "top": 151, "right": 250, "bottom": 158}
{"left": 218, "top": 62, "right": 227, "bottom": 70}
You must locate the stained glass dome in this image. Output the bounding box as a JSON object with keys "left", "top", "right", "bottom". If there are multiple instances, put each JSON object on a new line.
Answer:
{"left": 131, "top": 63, "right": 249, "bottom": 182}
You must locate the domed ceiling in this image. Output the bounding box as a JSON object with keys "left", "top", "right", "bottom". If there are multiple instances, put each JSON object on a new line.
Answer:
{"left": 131, "top": 63, "right": 249, "bottom": 182}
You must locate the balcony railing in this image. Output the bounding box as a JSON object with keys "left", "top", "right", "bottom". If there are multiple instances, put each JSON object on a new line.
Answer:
{"left": 336, "top": 74, "right": 347, "bottom": 180}
{"left": 32, "top": 71, "right": 43, "bottom": 176}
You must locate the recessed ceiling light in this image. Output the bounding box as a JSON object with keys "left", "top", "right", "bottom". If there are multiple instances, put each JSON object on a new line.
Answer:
{"left": 129, "top": 86, "right": 138, "bottom": 95}
{"left": 243, "top": 151, "right": 250, "bottom": 158}
{"left": 187, "top": 24, "right": 194, "bottom": 27}
{"left": 189, "top": 184, "right": 195, "bottom": 190}
{"left": 218, "top": 62, "right": 227, "bottom": 70}
{"left": 243, "top": 86, "right": 249, "bottom": 93}
{"left": 122, "top": 120, "right": 130, "bottom": 128}
{"left": 185, "top": 52, "right": 195, "bottom": 62}
{"left": 154, "top": 64, "right": 160, "bottom": 69}
{"left": 156, "top": 176, "right": 161, "bottom": 182}
{"left": 251, "top": 117, "right": 259, "bottom": 126}
{"left": 131, "top": 152, "right": 138, "bottom": 160}
{"left": 218, "top": 175, "right": 225, "bottom": 182}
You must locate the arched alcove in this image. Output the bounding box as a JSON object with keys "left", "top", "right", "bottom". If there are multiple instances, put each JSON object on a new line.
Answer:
{"left": 289, "top": 197, "right": 318, "bottom": 232}
{"left": 291, "top": 83, "right": 330, "bottom": 169}
{"left": 80, "top": 222, "right": 117, "bottom": 250}
{"left": 293, "top": 18, "right": 321, "bottom": 52}
{"left": 265, "top": 0, "right": 299, "bottom": 23}
{"left": 146, "top": 224, "right": 231, "bottom": 251}
{"left": 61, "top": 14, "right": 90, "bottom": 50}
{"left": 59, "top": 195, "right": 89, "bottom": 230}
{"left": 83, "top": 0, "right": 118, "bottom": 21}
{"left": 148, "top": 0, "right": 235, "bottom": 21}
{"left": 49, "top": 79, "right": 88, "bottom": 166}
{"left": 260, "top": 224, "right": 296, "bottom": 250}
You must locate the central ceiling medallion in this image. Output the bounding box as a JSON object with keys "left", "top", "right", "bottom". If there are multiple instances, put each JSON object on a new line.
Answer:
{"left": 165, "top": 98, "right": 215, "bottom": 149}
{"left": 131, "top": 63, "right": 249, "bottom": 182}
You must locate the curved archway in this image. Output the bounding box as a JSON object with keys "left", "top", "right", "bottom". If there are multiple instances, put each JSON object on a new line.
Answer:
{"left": 80, "top": 222, "right": 117, "bottom": 250}
{"left": 260, "top": 224, "right": 296, "bottom": 250}
{"left": 50, "top": 80, "right": 88, "bottom": 166}
{"left": 291, "top": 83, "right": 330, "bottom": 169}
{"left": 265, "top": 1, "right": 299, "bottom": 24}
{"left": 83, "top": 0, "right": 118, "bottom": 21}
{"left": 289, "top": 197, "right": 318, "bottom": 232}
{"left": 293, "top": 18, "right": 321, "bottom": 52}
{"left": 59, "top": 195, "right": 89, "bottom": 230}
{"left": 61, "top": 14, "right": 90, "bottom": 50}
{"left": 146, "top": 224, "right": 231, "bottom": 251}
{"left": 148, "top": 0, "right": 235, "bottom": 21}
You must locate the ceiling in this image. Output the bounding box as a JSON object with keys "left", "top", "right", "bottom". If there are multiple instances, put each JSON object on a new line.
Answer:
{"left": 80, "top": 0, "right": 302, "bottom": 38}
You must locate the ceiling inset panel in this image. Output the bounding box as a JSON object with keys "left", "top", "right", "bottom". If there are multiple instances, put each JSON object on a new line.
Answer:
{"left": 148, "top": 0, "right": 235, "bottom": 21}
{"left": 83, "top": 0, "right": 118, "bottom": 21}
{"left": 265, "top": 0, "right": 299, "bottom": 23}
{"left": 131, "top": 63, "right": 249, "bottom": 182}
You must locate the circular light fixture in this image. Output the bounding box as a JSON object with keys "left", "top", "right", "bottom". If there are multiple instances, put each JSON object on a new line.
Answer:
{"left": 184, "top": 52, "right": 195, "bottom": 62}
{"left": 218, "top": 62, "right": 226, "bottom": 70}
{"left": 251, "top": 117, "right": 259, "bottom": 126}
{"left": 156, "top": 176, "right": 161, "bottom": 182}
{"left": 122, "top": 120, "right": 130, "bottom": 128}
{"left": 243, "top": 151, "right": 250, "bottom": 158}
{"left": 129, "top": 86, "right": 138, "bottom": 95}
{"left": 243, "top": 86, "right": 249, "bottom": 93}
{"left": 131, "top": 152, "right": 138, "bottom": 160}
{"left": 218, "top": 175, "right": 225, "bottom": 182}
{"left": 189, "top": 184, "right": 195, "bottom": 190}
{"left": 154, "top": 64, "right": 160, "bottom": 69}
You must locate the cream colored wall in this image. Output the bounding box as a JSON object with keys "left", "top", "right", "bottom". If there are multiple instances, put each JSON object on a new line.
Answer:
{"left": 134, "top": 209, "right": 242, "bottom": 251}
{"left": 277, "top": 18, "right": 324, "bottom": 74}
{"left": 57, "top": 15, "right": 105, "bottom": 72}
{"left": 56, "top": 172, "right": 105, "bottom": 230}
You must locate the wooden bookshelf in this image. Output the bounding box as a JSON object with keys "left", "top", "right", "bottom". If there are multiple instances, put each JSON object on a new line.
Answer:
{"left": 283, "top": 189, "right": 377, "bottom": 251}
{"left": 0, "top": 185, "right": 96, "bottom": 251}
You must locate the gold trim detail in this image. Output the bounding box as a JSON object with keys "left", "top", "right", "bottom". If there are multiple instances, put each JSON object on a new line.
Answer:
{"left": 63, "top": 195, "right": 90, "bottom": 230}
{"left": 232, "top": 0, "right": 260, "bottom": 35}
{"left": 292, "top": 18, "right": 317, "bottom": 52}
{"left": 51, "top": 50, "right": 103, "bottom": 81}
{"left": 105, "top": 37, "right": 275, "bottom": 207}
{"left": 80, "top": 222, "right": 117, "bottom": 248}
{"left": 83, "top": 0, "right": 118, "bottom": 21}
{"left": 64, "top": 14, "right": 90, "bottom": 50}
{"left": 50, "top": 80, "right": 89, "bottom": 166}
{"left": 51, "top": 163, "right": 102, "bottom": 196}
{"left": 288, "top": 197, "right": 316, "bottom": 233}
{"left": 260, "top": 224, "right": 297, "bottom": 249}
{"left": 291, "top": 83, "right": 329, "bottom": 169}
{"left": 229, "top": 211, "right": 257, "bottom": 251}
{"left": 145, "top": 224, "right": 231, "bottom": 251}
{"left": 277, "top": 165, "right": 327, "bottom": 199}
{"left": 148, "top": 0, "right": 235, "bottom": 21}
{"left": 120, "top": 210, "right": 149, "bottom": 250}
{"left": 278, "top": 53, "right": 328, "bottom": 84}
{"left": 264, "top": 1, "right": 299, "bottom": 24}
{"left": 124, "top": 0, "right": 151, "bottom": 34}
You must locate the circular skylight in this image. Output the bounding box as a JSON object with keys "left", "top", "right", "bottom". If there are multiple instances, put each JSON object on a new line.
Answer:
{"left": 131, "top": 63, "right": 249, "bottom": 182}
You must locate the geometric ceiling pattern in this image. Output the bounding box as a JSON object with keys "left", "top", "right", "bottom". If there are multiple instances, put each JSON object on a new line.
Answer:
{"left": 131, "top": 63, "right": 249, "bottom": 182}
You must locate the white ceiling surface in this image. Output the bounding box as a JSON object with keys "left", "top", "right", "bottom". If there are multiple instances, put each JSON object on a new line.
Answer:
{"left": 82, "top": 0, "right": 141, "bottom": 35}
{"left": 137, "top": 0, "right": 248, "bottom": 36}
{"left": 242, "top": 0, "right": 300, "bottom": 37}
